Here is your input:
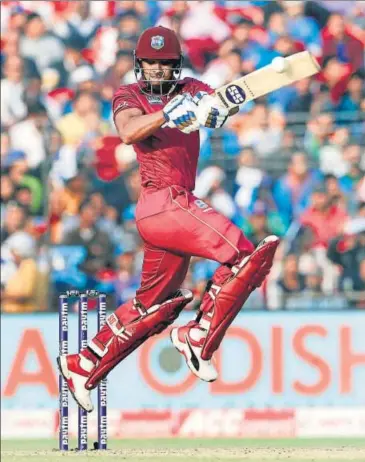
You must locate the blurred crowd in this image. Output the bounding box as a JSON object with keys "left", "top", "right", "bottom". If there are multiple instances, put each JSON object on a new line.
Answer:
{"left": 1, "top": 0, "right": 364, "bottom": 313}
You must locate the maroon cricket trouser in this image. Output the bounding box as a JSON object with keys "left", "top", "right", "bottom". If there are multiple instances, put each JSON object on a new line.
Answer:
{"left": 128, "top": 185, "right": 254, "bottom": 309}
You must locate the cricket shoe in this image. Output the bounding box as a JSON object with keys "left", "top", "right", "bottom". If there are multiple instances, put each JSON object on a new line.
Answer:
{"left": 57, "top": 354, "right": 95, "bottom": 413}
{"left": 170, "top": 322, "right": 218, "bottom": 382}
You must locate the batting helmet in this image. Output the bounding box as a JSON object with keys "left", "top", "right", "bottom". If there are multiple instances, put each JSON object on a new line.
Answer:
{"left": 135, "top": 26, "right": 182, "bottom": 60}
{"left": 134, "top": 26, "right": 183, "bottom": 95}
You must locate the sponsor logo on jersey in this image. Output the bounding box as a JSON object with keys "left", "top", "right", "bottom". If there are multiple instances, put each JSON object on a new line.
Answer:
{"left": 114, "top": 101, "right": 129, "bottom": 113}
{"left": 194, "top": 199, "right": 212, "bottom": 212}
{"left": 151, "top": 35, "right": 164, "bottom": 50}
{"left": 147, "top": 95, "right": 163, "bottom": 105}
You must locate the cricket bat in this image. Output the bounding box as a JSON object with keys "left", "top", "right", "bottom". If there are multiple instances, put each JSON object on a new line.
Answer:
{"left": 215, "top": 51, "right": 320, "bottom": 111}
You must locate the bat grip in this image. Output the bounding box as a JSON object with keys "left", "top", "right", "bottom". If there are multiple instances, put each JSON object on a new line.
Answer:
{"left": 228, "top": 107, "right": 239, "bottom": 116}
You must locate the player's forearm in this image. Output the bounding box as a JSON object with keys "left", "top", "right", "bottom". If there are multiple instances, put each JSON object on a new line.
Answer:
{"left": 117, "top": 110, "right": 165, "bottom": 145}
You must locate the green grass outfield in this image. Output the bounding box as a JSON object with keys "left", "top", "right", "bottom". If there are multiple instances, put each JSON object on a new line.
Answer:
{"left": 2, "top": 438, "right": 365, "bottom": 462}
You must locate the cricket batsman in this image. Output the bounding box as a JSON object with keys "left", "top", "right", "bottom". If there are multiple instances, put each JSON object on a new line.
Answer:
{"left": 58, "top": 26, "right": 279, "bottom": 412}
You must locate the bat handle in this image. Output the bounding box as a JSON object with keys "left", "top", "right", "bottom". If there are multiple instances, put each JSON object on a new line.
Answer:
{"left": 228, "top": 107, "right": 239, "bottom": 116}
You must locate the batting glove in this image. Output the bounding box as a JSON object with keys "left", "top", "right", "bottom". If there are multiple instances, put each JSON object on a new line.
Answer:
{"left": 193, "top": 91, "right": 229, "bottom": 129}
{"left": 163, "top": 93, "right": 200, "bottom": 134}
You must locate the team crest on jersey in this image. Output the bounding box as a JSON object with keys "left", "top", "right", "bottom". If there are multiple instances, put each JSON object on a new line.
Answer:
{"left": 151, "top": 35, "right": 164, "bottom": 50}
{"left": 147, "top": 95, "right": 163, "bottom": 104}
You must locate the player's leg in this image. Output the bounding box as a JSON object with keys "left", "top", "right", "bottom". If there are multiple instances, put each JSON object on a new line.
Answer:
{"left": 172, "top": 235, "right": 278, "bottom": 375}
{"left": 58, "top": 245, "right": 191, "bottom": 412}
{"left": 137, "top": 187, "right": 279, "bottom": 381}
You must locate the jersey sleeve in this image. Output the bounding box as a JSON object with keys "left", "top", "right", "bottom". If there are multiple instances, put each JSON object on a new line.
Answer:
{"left": 112, "top": 85, "right": 143, "bottom": 119}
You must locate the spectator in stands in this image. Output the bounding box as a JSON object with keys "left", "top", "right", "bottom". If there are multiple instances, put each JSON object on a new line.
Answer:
{"left": 88, "top": 193, "right": 124, "bottom": 246}
{"left": 300, "top": 185, "right": 349, "bottom": 250}
{"left": 284, "top": 265, "right": 323, "bottom": 309}
{"left": 304, "top": 113, "right": 335, "bottom": 160}
{"left": 5, "top": 158, "right": 44, "bottom": 214}
{"left": 1, "top": 130, "right": 25, "bottom": 168}
{"left": 1, "top": 29, "right": 20, "bottom": 58}
{"left": 319, "top": 55, "right": 353, "bottom": 104}
{"left": 201, "top": 49, "right": 242, "bottom": 88}
{"left": 0, "top": 175, "right": 15, "bottom": 222}
{"left": 319, "top": 127, "right": 350, "bottom": 177}
{"left": 337, "top": 71, "right": 364, "bottom": 113}
{"left": 1, "top": 231, "right": 41, "bottom": 313}
{"left": 55, "top": 0, "right": 100, "bottom": 45}
{"left": 2, "top": 5, "right": 28, "bottom": 34}
{"left": 317, "top": 0, "right": 356, "bottom": 17}
{"left": 70, "top": 66, "right": 100, "bottom": 94}
{"left": 267, "top": 73, "right": 311, "bottom": 114}
{"left": 244, "top": 201, "right": 275, "bottom": 247}
{"left": 116, "top": 32, "right": 139, "bottom": 56}
{"left": 281, "top": 1, "right": 321, "bottom": 55}
{"left": 286, "top": 78, "right": 314, "bottom": 113}
{"left": 50, "top": 34, "right": 94, "bottom": 89}
{"left": 267, "top": 253, "right": 306, "bottom": 310}
{"left": 13, "top": 185, "right": 34, "bottom": 216}
{"left": 181, "top": 1, "right": 230, "bottom": 41}
{"left": 325, "top": 174, "right": 347, "bottom": 210}
{"left": 327, "top": 216, "right": 365, "bottom": 294}
{"left": 115, "top": 9, "right": 142, "bottom": 49}
{"left": 1, "top": 202, "right": 28, "bottom": 244}
{"left": 272, "top": 35, "right": 304, "bottom": 57}
{"left": 322, "top": 13, "right": 364, "bottom": 71}
{"left": 358, "top": 261, "right": 365, "bottom": 308}
{"left": 356, "top": 176, "right": 365, "bottom": 206}
{"left": 5, "top": 159, "right": 27, "bottom": 188}
{"left": 303, "top": 266, "right": 323, "bottom": 293}
{"left": 61, "top": 200, "right": 115, "bottom": 278}
{"left": 234, "top": 147, "right": 266, "bottom": 212}
{"left": 1, "top": 55, "right": 27, "bottom": 127}
{"left": 273, "top": 152, "right": 322, "bottom": 224}
{"left": 266, "top": 11, "right": 287, "bottom": 42}
{"left": 91, "top": 160, "right": 138, "bottom": 214}
{"left": 123, "top": 166, "right": 141, "bottom": 212}
{"left": 288, "top": 264, "right": 348, "bottom": 310}
{"left": 56, "top": 91, "right": 101, "bottom": 146}
{"left": 221, "top": 17, "right": 270, "bottom": 72}
{"left": 190, "top": 256, "right": 219, "bottom": 304}
{"left": 20, "top": 12, "right": 65, "bottom": 72}
{"left": 1, "top": 29, "right": 40, "bottom": 81}
{"left": 339, "top": 144, "right": 365, "bottom": 208}
{"left": 8, "top": 101, "right": 49, "bottom": 169}
{"left": 358, "top": 203, "right": 365, "bottom": 219}
{"left": 103, "top": 50, "right": 134, "bottom": 92}
{"left": 113, "top": 243, "right": 141, "bottom": 306}
{"left": 281, "top": 129, "right": 300, "bottom": 153}
{"left": 195, "top": 166, "right": 235, "bottom": 219}
{"left": 156, "top": 0, "right": 187, "bottom": 34}
{"left": 77, "top": 110, "right": 109, "bottom": 156}
{"left": 49, "top": 173, "right": 88, "bottom": 243}
{"left": 237, "top": 104, "right": 284, "bottom": 157}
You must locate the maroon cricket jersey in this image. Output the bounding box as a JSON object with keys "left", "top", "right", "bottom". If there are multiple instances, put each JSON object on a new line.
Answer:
{"left": 112, "top": 78, "right": 212, "bottom": 192}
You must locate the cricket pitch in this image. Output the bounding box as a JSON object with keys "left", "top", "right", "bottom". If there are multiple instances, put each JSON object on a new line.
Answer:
{"left": 2, "top": 438, "right": 365, "bottom": 462}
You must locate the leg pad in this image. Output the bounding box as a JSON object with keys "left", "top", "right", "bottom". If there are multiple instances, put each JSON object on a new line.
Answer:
{"left": 85, "top": 289, "right": 193, "bottom": 389}
{"left": 201, "top": 237, "right": 279, "bottom": 360}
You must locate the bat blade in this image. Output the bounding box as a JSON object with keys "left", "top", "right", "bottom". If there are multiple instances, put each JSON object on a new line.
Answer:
{"left": 215, "top": 51, "right": 320, "bottom": 110}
